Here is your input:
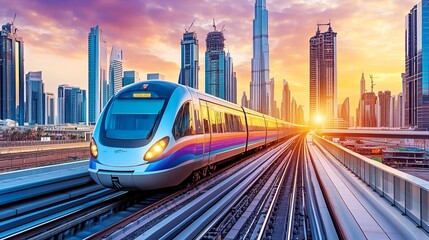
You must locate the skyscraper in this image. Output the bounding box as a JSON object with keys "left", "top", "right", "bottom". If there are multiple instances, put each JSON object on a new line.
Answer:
{"left": 0, "top": 22, "right": 24, "bottom": 125}
{"left": 25, "top": 71, "right": 44, "bottom": 125}
{"left": 281, "top": 80, "right": 291, "bottom": 121}
{"left": 88, "top": 25, "right": 107, "bottom": 124}
{"left": 232, "top": 72, "right": 237, "bottom": 103}
{"left": 179, "top": 31, "right": 199, "bottom": 89}
{"left": 123, "top": 70, "right": 139, "bottom": 87}
{"left": 360, "top": 72, "right": 366, "bottom": 97}
{"left": 250, "top": 0, "right": 270, "bottom": 115}
{"left": 205, "top": 22, "right": 225, "bottom": 99}
{"left": 357, "top": 92, "right": 377, "bottom": 127}
{"left": 394, "top": 93, "right": 404, "bottom": 127}
{"left": 225, "top": 52, "right": 237, "bottom": 103}
{"left": 309, "top": 23, "right": 337, "bottom": 123}
{"left": 405, "top": 1, "right": 429, "bottom": 130}
{"left": 147, "top": 73, "right": 165, "bottom": 80}
{"left": 241, "top": 91, "right": 249, "bottom": 108}
{"left": 378, "top": 90, "right": 391, "bottom": 127}
{"left": 44, "top": 92, "right": 55, "bottom": 125}
{"left": 109, "top": 45, "right": 123, "bottom": 98}
{"left": 339, "top": 97, "right": 350, "bottom": 126}
{"left": 270, "top": 78, "right": 275, "bottom": 114}
{"left": 58, "top": 85, "right": 86, "bottom": 124}
{"left": 291, "top": 98, "right": 297, "bottom": 123}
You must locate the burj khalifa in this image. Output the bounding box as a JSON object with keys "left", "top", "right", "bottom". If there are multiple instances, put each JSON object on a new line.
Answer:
{"left": 250, "top": 0, "right": 271, "bottom": 115}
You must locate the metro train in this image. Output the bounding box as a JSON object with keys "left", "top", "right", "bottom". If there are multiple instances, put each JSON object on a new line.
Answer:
{"left": 89, "top": 81, "right": 306, "bottom": 190}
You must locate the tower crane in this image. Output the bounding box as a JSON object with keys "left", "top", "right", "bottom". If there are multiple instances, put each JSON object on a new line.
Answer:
{"left": 369, "top": 74, "right": 379, "bottom": 93}
{"left": 213, "top": 18, "right": 217, "bottom": 31}
{"left": 185, "top": 19, "right": 195, "bottom": 33}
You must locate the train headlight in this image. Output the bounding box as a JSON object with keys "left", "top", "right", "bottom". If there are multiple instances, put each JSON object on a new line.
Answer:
{"left": 90, "top": 138, "right": 99, "bottom": 159}
{"left": 144, "top": 137, "right": 169, "bottom": 162}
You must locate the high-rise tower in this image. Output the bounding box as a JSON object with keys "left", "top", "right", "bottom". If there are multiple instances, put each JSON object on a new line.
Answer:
{"left": 25, "top": 71, "right": 45, "bottom": 125}
{"left": 88, "top": 25, "right": 107, "bottom": 124}
{"left": 0, "top": 21, "right": 24, "bottom": 125}
{"left": 225, "top": 51, "right": 237, "bottom": 103}
{"left": 281, "top": 80, "right": 291, "bottom": 121}
{"left": 405, "top": 1, "right": 429, "bottom": 130}
{"left": 109, "top": 45, "right": 123, "bottom": 98}
{"left": 250, "top": 0, "right": 270, "bottom": 115}
{"left": 309, "top": 23, "right": 337, "bottom": 123}
{"left": 360, "top": 72, "right": 365, "bottom": 97}
{"left": 58, "top": 85, "right": 86, "bottom": 124}
{"left": 205, "top": 21, "right": 225, "bottom": 99}
{"left": 44, "top": 92, "right": 55, "bottom": 125}
{"left": 179, "top": 29, "right": 199, "bottom": 89}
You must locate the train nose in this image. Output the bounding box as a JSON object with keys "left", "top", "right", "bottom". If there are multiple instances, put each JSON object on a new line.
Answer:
{"left": 99, "top": 148, "right": 146, "bottom": 167}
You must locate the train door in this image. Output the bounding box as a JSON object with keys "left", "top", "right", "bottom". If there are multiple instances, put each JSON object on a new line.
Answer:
{"left": 200, "top": 101, "right": 210, "bottom": 166}
{"left": 208, "top": 105, "right": 218, "bottom": 164}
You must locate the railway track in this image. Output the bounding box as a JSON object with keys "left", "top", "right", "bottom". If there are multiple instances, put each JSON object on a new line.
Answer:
{"left": 1, "top": 137, "right": 298, "bottom": 239}
{"left": 89, "top": 135, "right": 323, "bottom": 239}
{"left": 1, "top": 133, "right": 339, "bottom": 239}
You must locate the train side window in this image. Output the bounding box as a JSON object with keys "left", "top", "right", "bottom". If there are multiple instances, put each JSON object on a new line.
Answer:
{"left": 232, "top": 115, "right": 238, "bottom": 132}
{"left": 240, "top": 115, "right": 246, "bottom": 132}
{"left": 224, "top": 113, "right": 230, "bottom": 132}
{"left": 172, "top": 102, "right": 194, "bottom": 140}
{"left": 194, "top": 109, "right": 204, "bottom": 134}
{"left": 217, "top": 111, "right": 224, "bottom": 133}
{"left": 201, "top": 103, "right": 210, "bottom": 134}
{"left": 209, "top": 108, "right": 218, "bottom": 133}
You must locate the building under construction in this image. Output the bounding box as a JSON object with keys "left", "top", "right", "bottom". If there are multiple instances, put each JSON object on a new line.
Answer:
{"left": 205, "top": 21, "right": 225, "bottom": 99}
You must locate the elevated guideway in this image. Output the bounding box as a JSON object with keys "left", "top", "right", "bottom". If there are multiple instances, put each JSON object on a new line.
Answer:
{"left": 309, "top": 133, "right": 429, "bottom": 239}
{"left": 317, "top": 129, "right": 429, "bottom": 139}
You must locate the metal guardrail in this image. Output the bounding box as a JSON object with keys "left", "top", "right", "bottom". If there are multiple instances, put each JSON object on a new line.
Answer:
{"left": 313, "top": 134, "right": 429, "bottom": 233}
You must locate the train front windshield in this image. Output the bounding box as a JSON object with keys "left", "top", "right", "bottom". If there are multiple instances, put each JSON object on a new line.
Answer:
{"left": 104, "top": 99, "right": 165, "bottom": 140}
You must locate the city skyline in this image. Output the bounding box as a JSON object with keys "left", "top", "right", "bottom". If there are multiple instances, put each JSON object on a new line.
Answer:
{"left": 0, "top": 0, "right": 415, "bottom": 121}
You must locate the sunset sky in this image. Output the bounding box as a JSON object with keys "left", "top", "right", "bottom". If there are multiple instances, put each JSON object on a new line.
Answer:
{"left": 0, "top": 0, "right": 419, "bottom": 121}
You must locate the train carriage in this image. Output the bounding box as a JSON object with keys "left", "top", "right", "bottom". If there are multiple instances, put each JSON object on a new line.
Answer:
{"left": 89, "top": 81, "right": 305, "bottom": 190}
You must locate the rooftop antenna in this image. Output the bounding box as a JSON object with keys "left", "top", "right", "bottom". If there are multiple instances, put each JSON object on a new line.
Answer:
{"left": 221, "top": 24, "right": 225, "bottom": 32}
{"left": 213, "top": 18, "right": 217, "bottom": 31}
{"left": 185, "top": 19, "right": 195, "bottom": 33}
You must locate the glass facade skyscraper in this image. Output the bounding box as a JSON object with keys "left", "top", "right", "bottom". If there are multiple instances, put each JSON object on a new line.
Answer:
{"left": 309, "top": 23, "right": 337, "bottom": 123}
{"left": 0, "top": 22, "right": 24, "bottom": 125}
{"left": 281, "top": 80, "right": 291, "bottom": 122}
{"left": 109, "top": 45, "right": 123, "bottom": 98}
{"left": 250, "top": 0, "right": 271, "bottom": 115}
{"left": 88, "top": 25, "right": 107, "bottom": 124}
{"left": 44, "top": 92, "right": 55, "bottom": 125}
{"left": 25, "top": 71, "right": 45, "bottom": 125}
{"left": 405, "top": 1, "right": 429, "bottom": 130}
{"left": 58, "top": 84, "right": 86, "bottom": 124}
{"left": 123, "top": 70, "right": 139, "bottom": 87}
{"left": 225, "top": 52, "right": 237, "bottom": 103}
{"left": 179, "top": 31, "right": 199, "bottom": 89}
{"left": 147, "top": 73, "right": 165, "bottom": 80}
{"left": 205, "top": 27, "right": 225, "bottom": 99}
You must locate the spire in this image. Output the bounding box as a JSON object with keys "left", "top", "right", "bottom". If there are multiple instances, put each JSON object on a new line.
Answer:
{"left": 360, "top": 72, "right": 366, "bottom": 97}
